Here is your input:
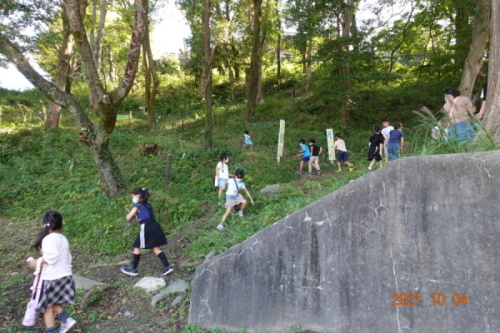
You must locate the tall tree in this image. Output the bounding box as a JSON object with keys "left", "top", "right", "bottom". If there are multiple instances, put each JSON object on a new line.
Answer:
{"left": 338, "top": 0, "right": 357, "bottom": 123}
{"left": 203, "top": 0, "right": 214, "bottom": 147}
{"left": 45, "top": 9, "right": 74, "bottom": 128}
{"left": 142, "top": 0, "right": 160, "bottom": 129}
{"left": 457, "top": 0, "right": 491, "bottom": 97}
{"left": 246, "top": 0, "right": 263, "bottom": 123}
{"left": 483, "top": 0, "right": 499, "bottom": 135}
{"left": 0, "top": 0, "right": 147, "bottom": 198}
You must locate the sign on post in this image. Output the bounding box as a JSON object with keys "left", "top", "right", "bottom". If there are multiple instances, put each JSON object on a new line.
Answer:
{"left": 326, "top": 129, "right": 336, "bottom": 162}
{"left": 277, "top": 120, "right": 285, "bottom": 163}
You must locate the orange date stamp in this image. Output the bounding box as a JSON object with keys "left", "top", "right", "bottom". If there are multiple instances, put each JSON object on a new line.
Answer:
{"left": 392, "top": 293, "right": 468, "bottom": 306}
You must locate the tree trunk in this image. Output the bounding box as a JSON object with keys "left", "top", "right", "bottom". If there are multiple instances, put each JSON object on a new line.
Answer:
{"left": 340, "top": 0, "right": 355, "bottom": 123}
{"left": 224, "top": 57, "right": 236, "bottom": 102}
{"left": 203, "top": 0, "right": 213, "bottom": 148}
{"left": 46, "top": 12, "right": 74, "bottom": 128}
{"left": 92, "top": 104, "right": 126, "bottom": 198}
{"left": 1, "top": 0, "right": 147, "bottom": 198}
{"left": 143, "top": 0, "right": 159, "bottom": 129}
{"left": 95, "top": 0, "right": 107, "bottom": 76}
{"left": 257, "top": 57, "right": 264, "bottom": 103}
{"left": 483, "top": 0, "right": 500, "bottom": 135}
{"left": 246, "top": 0, "right": 263, "bottom": 124}
{"left": 458, "top": 0, "right": 491, "bottom": 97}
{"left": 276, "top": 32, "right": 281, "bottom": 85}
{"left": 305, "top": 36, "right": 313, "bottom": 91}
{"left": 89, "top": 0, "right": 97, "bottom": 55}
{"left": 454, "top": 4, "right": 472, "bottom": 62}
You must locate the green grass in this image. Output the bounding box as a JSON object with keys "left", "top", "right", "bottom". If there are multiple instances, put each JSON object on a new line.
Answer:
{"left": 1, "top": 96, "right": 497, "bottom": 259}
{"left": 0, "top": 92, "right": 498, "bottom": 332}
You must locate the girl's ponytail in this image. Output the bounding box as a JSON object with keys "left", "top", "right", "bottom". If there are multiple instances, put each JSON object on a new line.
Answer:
{"left": 32, "top": 211, "right": 63, "bottom": 249}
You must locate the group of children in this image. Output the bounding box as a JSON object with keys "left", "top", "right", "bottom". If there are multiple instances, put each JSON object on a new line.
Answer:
{"left": 295, "top": 134, "right": 355, "bottom": 174}
{"left": 24, "top": 123, "right": 405, "bottom": 332}
{"left": 215, "top": 153, "right": 255, "bottom": 230}
{"left": 369, "top": 119, "right": 404, "bottom": 170}
{"left": 295, "top": 119, "right": 404, "bottom": 173}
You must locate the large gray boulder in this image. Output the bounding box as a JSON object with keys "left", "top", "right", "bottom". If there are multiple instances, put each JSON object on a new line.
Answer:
{"left": 189, "top": 151, "right": 499, "bottom": 332}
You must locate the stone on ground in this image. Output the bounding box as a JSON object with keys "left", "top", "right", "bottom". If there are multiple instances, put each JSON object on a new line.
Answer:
{"left": 151, "top": 279, "right": 190, "bottom": 307}
{"left": 134, "top": 277, "right": 166, "bottom": 293}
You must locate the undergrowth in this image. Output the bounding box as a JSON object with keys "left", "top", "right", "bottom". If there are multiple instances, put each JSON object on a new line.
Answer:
{"left": 0, "top": 97, "right": 497, "bottom": 260}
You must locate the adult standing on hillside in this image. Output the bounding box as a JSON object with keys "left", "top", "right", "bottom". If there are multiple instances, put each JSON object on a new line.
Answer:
{"left": 443, "top": 88, "right": 476, "bottom": 143}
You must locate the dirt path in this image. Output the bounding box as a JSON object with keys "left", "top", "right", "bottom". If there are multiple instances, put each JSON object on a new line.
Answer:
{"left": 0, "top": 206, "right": 216, "bottom": 333}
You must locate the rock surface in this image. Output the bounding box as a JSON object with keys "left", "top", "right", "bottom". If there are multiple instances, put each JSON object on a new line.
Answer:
{"left": 151, "top": 279, "right": 190, "bottom": 307}
{"left": 189, "top": 151, "right": 500, "bottom": 333}
{"left": 73, "top": 274, "right": 103, "bottom": 291}
{"left": 134, "top": 277, "right": 166, "bottom": 293}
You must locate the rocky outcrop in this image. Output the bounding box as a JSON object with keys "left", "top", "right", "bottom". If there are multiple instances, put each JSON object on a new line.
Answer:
{"left": 189, "top": 151, "right": 500, "bottom": 332}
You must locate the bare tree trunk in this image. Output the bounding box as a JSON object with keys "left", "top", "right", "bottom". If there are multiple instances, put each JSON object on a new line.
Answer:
{"left": 340, "top": 0, "right": 355, "bottom": 123}
{"left": 203, "top": 0, "right": 213, "bottom": 148}
{"left": 142, "top": 0, "right": 159, "bottom": 129}
{"left": 46, "top": 12, "right": 74, "bottom": 128}
{"left": 458, "top": 0, "right": 491, "bottom": 97}
{"left": 89, "top": 0, "right": 97, "bottom": 54}
{"left": 257, "top": 58, "right": 264, "bottom": 103}
{"left": 224, "top": 57, "right": 236, "bottom": 102}
{"left": 305, "top": 36, "right": 313, "bottom": 91}
{"left": 483, "top": 0, "right": 500, "bottom": 135}
{"left": 95, "top": 0, "right": 107, "bottom": 75}
{"left": 246, "top": 0, "right": 263, "bottom": 123}
{"left": 2, "top": 0, "right": 146, "bottom": 197}
{"left": 276, "top": 32, "right": 281, "bottom": 85}
{"left": 106, "top": 44, "right": 116, "bottom": 84}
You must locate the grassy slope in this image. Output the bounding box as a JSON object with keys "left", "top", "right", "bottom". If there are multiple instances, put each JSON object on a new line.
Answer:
{"left": 0, "top": 95, "right": 496, "bottom": 332}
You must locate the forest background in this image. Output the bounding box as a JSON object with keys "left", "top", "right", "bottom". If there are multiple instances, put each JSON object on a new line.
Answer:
{"left": 0, "top": 0, "right": 499, "bottom": 331}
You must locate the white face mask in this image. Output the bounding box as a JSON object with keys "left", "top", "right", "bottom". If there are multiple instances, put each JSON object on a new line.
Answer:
{"left": 444, "top": 95, "right": 449, "bottom": 103}
{"left": 132, "top": 197, "right": 139, "bottom": 204}
{"left": 236, "top": 178, "right": 243, "bottom": 183}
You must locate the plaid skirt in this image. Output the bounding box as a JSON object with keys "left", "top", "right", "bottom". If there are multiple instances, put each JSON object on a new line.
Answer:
{"left": 36, "top": 275, "right": 75, "bottom": 314}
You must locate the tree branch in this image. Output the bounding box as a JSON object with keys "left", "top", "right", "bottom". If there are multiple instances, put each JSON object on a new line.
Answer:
{"left": 111, "top": 0, "right": 147, "bottom": 105}
{"left": 0, "top": 32, "right": 94, "bottom": 131}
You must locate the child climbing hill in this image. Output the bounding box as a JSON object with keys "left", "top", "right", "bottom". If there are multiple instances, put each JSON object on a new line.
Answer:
{"left": 217, "top": 169, "right": 254, "bottom": 230}
{"left": 121, "top": 187, "right": 173, "bottom": 276}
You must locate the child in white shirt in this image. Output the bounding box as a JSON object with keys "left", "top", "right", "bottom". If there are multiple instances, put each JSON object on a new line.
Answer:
{"left": 217, "top": 169, "right": 254, "bottom": 230}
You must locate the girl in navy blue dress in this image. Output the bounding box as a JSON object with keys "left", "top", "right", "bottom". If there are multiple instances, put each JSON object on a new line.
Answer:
{"left": 121, "top": 188, "right": 173, "bottom": 276}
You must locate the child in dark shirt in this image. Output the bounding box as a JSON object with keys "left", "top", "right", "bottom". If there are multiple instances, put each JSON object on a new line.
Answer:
{"left": 368, "top": 126, "right": 385, "bottom": 171}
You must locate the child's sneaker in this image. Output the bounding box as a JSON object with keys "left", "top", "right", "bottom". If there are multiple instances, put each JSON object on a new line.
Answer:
{"left": 59, "top": 317, "right": 77, "bottom": 333}
{"left": 238, "top": 211, "right": 244, "bottom": 217}
{"left": 296, "top": 170, "right": 303, "bottom": 174}
{"left": 316, "top": 171, "right": 321, "bottom": 176}
{"left": 120, "top": 265, "right": 139, "bottom": 276}
{"left": 216, "top": 224, "right": 224, "bottom": 230}
{"left": 160, "top": 266, "right": 174, "bottom": 276}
